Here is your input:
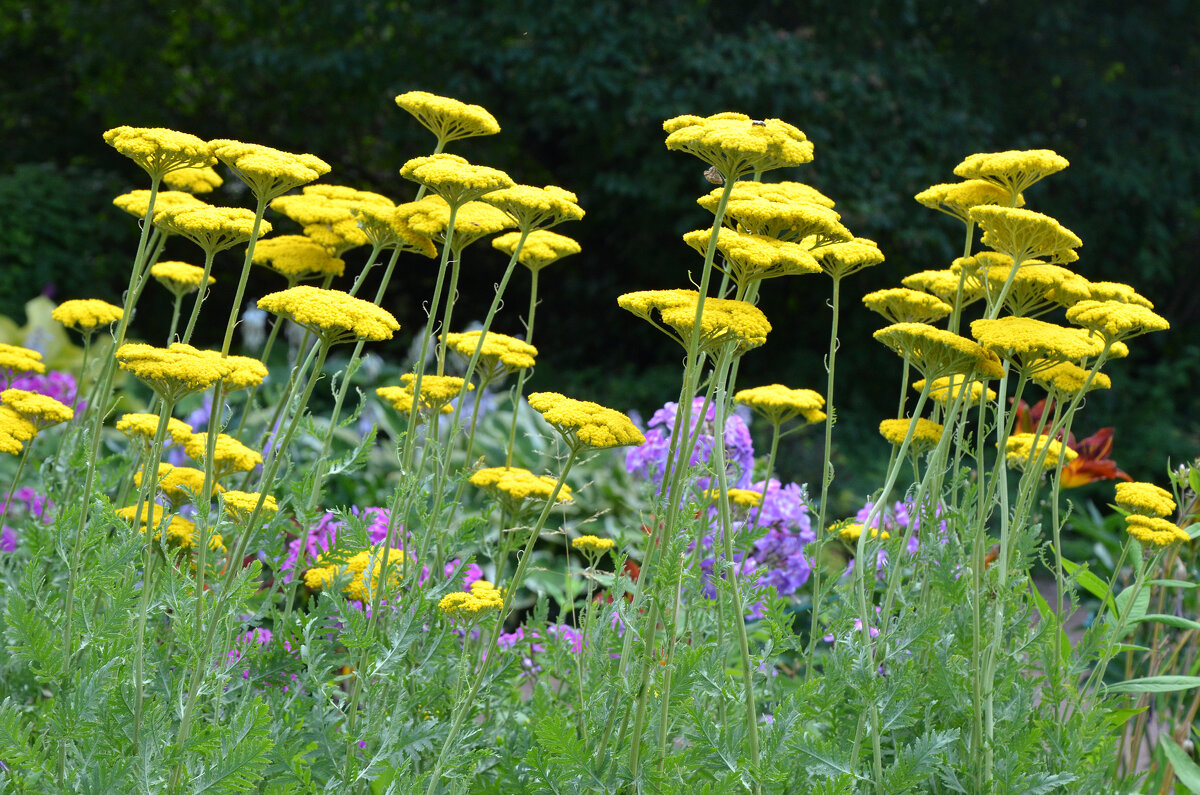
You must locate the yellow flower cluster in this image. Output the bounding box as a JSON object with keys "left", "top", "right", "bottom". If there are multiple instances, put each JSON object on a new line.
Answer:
{"left": 50, "top": 299, "right": 124, "bottom": 333}
{"left": 704, "top": 180, "right": 836, "bottom": 209}
{"left": 102, "top": 126, "right": 215, "bottom": 179}
{"left": 113, "top": 189, "right": 207, "bottom": 222}
{"left": 118, "top": 503, "right": 202, "bottom": 549}
{"left": 134, "top": 464, "right": 222, "bottom": 506}
{"left": 481, "top": 184, "right": 584, "bottom": 231}
{"left": 399, "top": 153, "right": 514, "bottom": 207}
{"left": 209, "top": 139, "right": 332, "bottom": 204}
{"left": 443, "top": 331, "right": 537, "bottom": 381}
{"left": 395, "top": 90, "right": 501, "bottom": 143}
{"left": 1, "top": 389, "right": 73, "bottom": 430}
{"left": 1065, "top": 299, "right": 1170, "bottom": 343}
{"left": 975, "top": 259, "right": 1091, "bottom": 317}
{"left": 0, "top": 344, "right": 46, "bottom": 378}
{"left": 839, "top": 522, "right": 888, "bottom": 542}
{"left": 970, "top": 317, "right": 1104, "bottom": 372}
{"left": 713, "top": 196, "right": 850, "bottom": 246}
{"left": 0, "top": 405, "right": 37, "bottom": 454}
{"left": 879, "top": 417, "right": 945, "bottom": 452}
{"left": 618, "top": 289, "right": 771, "bottom": 354}
{"left": 572, "top": 535, "right": 616, "bottom": 556}
{"left": 873, "top": 323, "right": 1003, "bottom": 381}
{"left": 814, "top": 238, "right": 886, "bottom": 280}
{"left": 438, "top": 580, "right": 505, "bottom": 622}
{"left": 914, "top": 179, "right": 1021, "bottom": 223}
{"left": 116, "top": 413, "right": 193, "bottom": 449}
{"left": 953, "top": 149, "right": 1069, "bottom": 197}
{"left": 862, "top": 288, "right": 953, "bottom": 325}
{"left": 271, "top": 184, "right": 397, "bottom": 254}
{"left": 734, "top": 384, "right": 825, "bottom": 425}
{"left": 151, "top": 261, "right": 214, "bottom": 296}
{"left": 470, "top": 466, "right": 572, "bottom": 515}
{"left": 401, "top": 195, "right": 514, "bottom": 251}
{"left": 252, "top": 235, "right": 346, "bottom": 282}
{"left": 1004, "top": 433, "right": 1078, "bottom": 471}
{"left": 704, "top": 488, "right": 765, "bottom": 509}
{"left": 305, "top": 545, "right": 406, "bottom": 602}
{"left": 913, "top": 375, "right": 997, "bottom": 404}
{"left": 1114, "top": 482, "right": 1176, "bottom": 518}
{"left": 157, "top": 206, "right": 268, "bottom": 254}
{"left": 376, "top": 374, "right": 471, "bottom": 417}
{"left": 527, "top": 392, "right": 645, "bottom": 451}
{"left": 182, "top": 432, "right": 262, "bottom": 479}
{"left": 1087, "top": 281, "right": 1154, "bottom": 308}
{"left": 257, "top": 286, "right": 400, "bottom": 344}
{"left": 1030, "top": 362, "right": 1111, "bottom": 397}
{"left": 903, "top": 269, "right": 985, "bottom": 306}
{"left": 663, "top": 112, "right": 814, "bottom": 179}
{"left": 163, "top": 165, "right": 223, "bottom": 194}
{"left": 222, "top": 490, "right": 278, "bottom": 521}
{"left": 682, "top": 227, "right": 821, "bottom": 288}
{"left": 1124, "top": 515, "right": 1190, "bottom": 548}
{"left": 492, "top": 230, "right": 581, "bottom": 272}
{"left": 115, "top": 343, "right": 234, "bottom": 401}
{"left": 969, "top": 206, "right": 1081, "bottom": 265}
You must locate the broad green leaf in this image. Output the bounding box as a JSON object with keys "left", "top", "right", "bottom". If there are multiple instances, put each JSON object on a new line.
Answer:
{"left": 1149, "top": 579, "right": 1198, "bottom": 590}
{"left": 1159, "top": 734, "right": 1200, "bottom": 793}
{"left": 1138, "top": 614, "right": 1200, "bottom": 631}
{"left": 1188, "top": 466, "right": 1200, "bottom": 497}
{"left": 1061, "top": 558, "right": 1115, "bottom": 612}
{"left": 1107, "top": 676, "right": 1200, "bottom": 694}
{"left": 1103, "top": 706, "right": 1147, "bottom": 728}
{"left": 1114, "top": 585, "right": 1150, "bottom": 629}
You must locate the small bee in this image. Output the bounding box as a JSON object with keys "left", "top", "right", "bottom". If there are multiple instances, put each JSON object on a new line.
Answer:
{"left": 751, "top": 119, "right": 767, "bottom": 127}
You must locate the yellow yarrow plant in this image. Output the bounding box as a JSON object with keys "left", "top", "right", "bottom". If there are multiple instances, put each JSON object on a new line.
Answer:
{"left": 162, "top": 165, "right": 223, "bottom": 194}
{"left": 0, "top": 389, "right": 73, "bottom": 430}
{"left": 102, "top": 126, "right": 215, "bottom": 180}
{"left": 395, "top": 90, "right": 501, "bottom": 144}
{"left": 1114, "top": 482, "right": 1176, "bottom": 518}
{"left": 438, "top": 579, "right": 505, "bottom": 622}
{"left": 258, "top": 286, "right": 400, "bottom": 344}
{"left": 50, "top": 299, "right": 124, "bottom": 333}
{"left": 734, "top": 384, "right": 826, "bottom": 425}
{"left": 492, "top": 230, "right": 581, "bottom": 272}
{"left": 151, "top": 262, "right": 214, "bottom": 297}
{"left": 528, "top": 392, "right": 645, "bottom": 451}
{"left": 663, "top": 112, "right": 814, "bottom": 180}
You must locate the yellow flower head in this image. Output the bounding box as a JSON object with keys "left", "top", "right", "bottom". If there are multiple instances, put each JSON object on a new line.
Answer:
{"left": 113, "top": 189, "right": 207, "bottom": 222}
{"left": 1087, "top": 281, "right": 1154, "bottom": 309}
{"left": 116, "top": 413, "right": 193, "bottom": 450}
{"left": 115, "top": 343, "right": 233, "bottom": 402}
{"left": 134, "top": 463, "right": 222, "bottom": 506}
{"left": 399, "top": 153, "right": 514, "bottom": 208}
{"left": 1030, "top": 361, "right": 1111, "bottom": 397}
{"left": 470, "top": 466, "right": 572, "bottom": 516}
{"left": 814, "top": 238, "right": 886, "bottom": 280}
{"left": 702, "top": 180, "right": 836, "bottom": 210}
{"left": 438, "top": 580, "right": 505, "bottom": 622}
{"left": 953, "top": 149, "right": 1069, "bottom": 198}
{"left": 572, "top": 535, "right": 616, "bottom": 557}
{"left": 202, "top": 351, "right": 268, "bottom": 392}
{"left": 683, "top": 227, "right": 821, "bottom": 288}
{"left": 151, "top": 261, "right": 214, "bottom": 297}
{"left": 395, "top": 90, "right": 501, "bottom": 144}
{"left": 0, "top": 343, "right": 46, "bottom": 379}
{"left": 182, "top": 432, "right": 263, "bottom": 479}
{"left": 163, "top": 165, "right": 223, "bottom": 194}
{"left": 902, "top": 269, "right": 986, "bottom": 307}
{"left": 969, "top": 206, "right": 1081, "bottom": 265}
{"left": 914, "top": 179, "right": 1023, "bottom": 223}
{"left": 973, "top": 256, "right": 1091, "bottom": 316}
{"left": 0, "top": 429, "right": 23, "bottom": 455}
{"left": 663, "top": 112, "right": 814, "bottom": 180}
{"left": 0, "top": 389, "right": 73, "bottom": 430}
{"left": 912, "top": 375, "right": 997, "bottom": 404}
{"left": 874, "top": 322, "right": 1004, "bottom": 381}
{"left": 221, "top": 490, "right": 278, "bottom": 522}
{"left": 403, "top": 196, "right": 514, "bottom": 251}
{"left": 252, "top": 235, "right": 346, "bottom": 283}
{"left": 617, "top": 289, "right": 771, "bottom": 355}
{"left": 970, "top": 317, "right": 1105, "bottom": 373}
{"left": 862, "top": 288, "right": 953, "bottom": 325}
{"left": 306, "top": 544, "right": 407, "bottom": 602}
{"left": 0, "top": 405, "right": 38, "bottom": 444}
{"left": 481, "top": 184, "right": 584, "bottom": 232}
{"left": 118, "top": 503, "right": 199, "bottom": 548}
{"left": 1125, "top": 515, "right": 1190, "bottom": 548}
{"left": 156, "top": 206, "right": 268, "bottom": 255}
{"left": 50, "top": 299, "right": 124, "bottom": 333}
{"left": 1115, "top": 482, "right": 1176, "bottom": 518}
{"left": 377, "top": 375, "right": 471, "bottom": 417}
{"left": 734, "top": 384, "right": 826, "bottom": 425}
{"left": 704, "top": 488, "right": 765, "bottom": 510}
{"left": 492, "top": 230, "right": 581, "bottom": 272}
{"left": 102, "top": 126, "right": 215, "bottom": 180}
{"left": 839, "top": 522, "right": 889, "bottom": 542}
{"left": 879, "top": 417, "right": 944, "bottom": 453}
{"left": 443, "top": 331, "right": 537, "bottom": 383}
{"left": 528, "top": 392, "right": 645, "bottom": 451}
{"left": 1004, "top": 433, "right": 1077, "bottom": 472}
{"left": 208, "top": 139, "right": 331, "bottom": 203}
{"left": 713, "top": 196, "right": 851, "bottom": 247}
{"left": 1065, "top": 299, "right": 1170, "bottom": 344}
{"left": 258, "top": 285, "right": 400, "bottom": 344}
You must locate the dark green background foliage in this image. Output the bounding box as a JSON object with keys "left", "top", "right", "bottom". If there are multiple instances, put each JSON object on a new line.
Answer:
{"left": 2, "top": 0, "right": 1197, "bottom": 495}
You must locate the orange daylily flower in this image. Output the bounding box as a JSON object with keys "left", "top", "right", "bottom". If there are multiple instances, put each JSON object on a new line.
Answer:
{"left": 1012, "top": 399, "right": 1131, "bottom": 488}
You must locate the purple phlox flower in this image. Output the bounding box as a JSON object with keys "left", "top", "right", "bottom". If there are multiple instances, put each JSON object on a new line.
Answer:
{"left": 625, "top": 398, "right": 756, "bottom": 490}
{"left": 279, "top": 507, "right": 397, "bottom": 582}
{"left": 748, "top": 479, "right": 813, "bottom": 538}
{"left": 1, "top": 488, "right": 54, "bottom": 553}
{"left": 11, "top": 370, "right": 77, "bottom": 407}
